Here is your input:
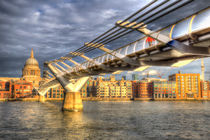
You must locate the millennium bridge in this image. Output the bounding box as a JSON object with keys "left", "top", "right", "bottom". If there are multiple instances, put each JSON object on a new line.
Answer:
{"left": 38, "top": 0, "right": 210, "bottom": 111}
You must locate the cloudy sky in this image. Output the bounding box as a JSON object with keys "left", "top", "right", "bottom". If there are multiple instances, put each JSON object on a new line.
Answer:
{"left": 0, "top": 0, "right": 209, "bottom": 79}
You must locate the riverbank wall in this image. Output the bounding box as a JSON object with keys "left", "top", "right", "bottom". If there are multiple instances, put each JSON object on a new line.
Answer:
{"left": 82, "top": 97, "right": 131, "bottom": 101}
{"left": 0, "top": 98, "right": 210, "bottom": 102}
{"left": 134, "top": 98, "right": 210, "bottom": 101}
{"left": 0, "top": 98, "right": 63, "bottom": 102}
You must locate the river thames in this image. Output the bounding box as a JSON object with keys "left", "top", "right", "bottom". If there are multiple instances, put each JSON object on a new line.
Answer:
{"left": 0, "top": 101, "right": 210, "bottom": 140}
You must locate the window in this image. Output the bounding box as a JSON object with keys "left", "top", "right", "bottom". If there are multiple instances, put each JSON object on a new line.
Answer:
{"left": 31, "top": 70, "right": 35, "bottom": 75}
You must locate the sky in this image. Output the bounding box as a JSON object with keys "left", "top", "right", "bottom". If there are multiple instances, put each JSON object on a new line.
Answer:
{"left": 0, "top": 0, "right": 209, "bottom": 79}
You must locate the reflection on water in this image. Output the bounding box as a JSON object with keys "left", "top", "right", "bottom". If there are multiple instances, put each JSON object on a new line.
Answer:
{"left": 0, "top": 101, "right": 210, "bottom": 140}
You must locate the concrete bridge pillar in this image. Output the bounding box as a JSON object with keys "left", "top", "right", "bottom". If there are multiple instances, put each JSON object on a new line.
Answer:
{"left": 63, "top": 91, "right": 83, "bottom": 112}
{"left": 39, "top": 95, "right": 46, "bottom": 102}
{"left": 61, "top": 77, "right": 89, "bottom": 112}
{"left": 47, "top": 63, "right": 89, "bottom": 112}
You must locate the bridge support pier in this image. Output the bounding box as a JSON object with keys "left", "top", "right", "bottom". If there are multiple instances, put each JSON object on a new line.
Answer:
{"left": 46, "top": 63, "right": 89, "bottom": 112}
{"left": 63, "top": 91, "right": 83, "bottom": 112}
{"left": 39, "top": 95, "right": 46, "bottom": 102}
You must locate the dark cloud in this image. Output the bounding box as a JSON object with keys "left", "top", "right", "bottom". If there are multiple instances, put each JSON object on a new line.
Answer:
{"left": 0, "top": 0, "right": 209, "bottom": 77}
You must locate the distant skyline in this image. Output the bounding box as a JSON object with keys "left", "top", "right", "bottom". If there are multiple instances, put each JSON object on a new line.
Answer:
{"left": 0, "top": 0, "right": 209, "bottom": 77}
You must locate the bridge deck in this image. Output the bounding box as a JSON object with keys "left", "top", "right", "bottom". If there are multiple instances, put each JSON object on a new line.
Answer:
{"left": 44, "top": 2, "right": 210, "bottom": 80}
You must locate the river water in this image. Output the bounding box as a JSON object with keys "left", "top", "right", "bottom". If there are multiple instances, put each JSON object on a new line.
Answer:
{"left": 0, "top": 101, "right": 210, "bottom": 140}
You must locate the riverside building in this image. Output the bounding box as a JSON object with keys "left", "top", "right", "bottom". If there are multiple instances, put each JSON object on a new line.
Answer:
{"left": 86, "top": 79, "right": 97, "bottom": 97}
{"left": 13, "top": 80, "right": 33, "bottom": 98}
{"left": 133, "top": 81, "right": 153, "bottom": 99}
{"left": 0, "top": 81, "right": 12, "bottom": 98}
{"left": 96, "top": 76, "right": 133, "bottom": 99}
{"left": 169, "top": 73, "right": 201, "bottom": 99}
{"left": 45, "top": 86, "right": 64, "bottom": 99}
{"left": 153, "top": 81, "right": 176, "bottom": 99}
{"left": 132, "top": 78, "right": 167, "bottom": 99}
{"left": 200, "top": 81, "right": 210, "bottom": 99}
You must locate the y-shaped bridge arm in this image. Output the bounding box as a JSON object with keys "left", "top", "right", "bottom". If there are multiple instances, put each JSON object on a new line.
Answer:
{"left": 60, "top": 56, "right": 95, "bottom": 74}
{"left": 38, "top": 78, "right": 60, "bottom": 96}
{"left": 46, "top": 62, "right": 89, "bottom": 92}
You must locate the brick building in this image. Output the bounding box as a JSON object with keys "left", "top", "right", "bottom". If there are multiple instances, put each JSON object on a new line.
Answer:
{"left": 200, "top": 81, "right": 210, "bottom": 99}
{"left": 0, "top": 81, "right": 12, "bottom": 98}
{"left": 133, "top": 81, "right": 153, "bottom": 99}
{"left": 13, "top": 80, "right": 33, "bottom": 98}
{"left": 169, "top": 73, "right": 201, "bottom": 99}
{"left": 153, "top": 81, "right": 176, "bottom": 99}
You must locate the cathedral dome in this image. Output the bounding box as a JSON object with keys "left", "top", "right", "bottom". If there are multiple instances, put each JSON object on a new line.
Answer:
{"left": 24, "top": 49, "right": 39, "bottom": 67}
{"left": 25, "top": 58, "right": 39, "bottom": 66}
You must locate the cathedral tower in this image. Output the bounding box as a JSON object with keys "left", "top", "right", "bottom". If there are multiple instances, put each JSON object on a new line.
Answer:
{"left": 22, "top": 49, "right": 42, "bottom": 88}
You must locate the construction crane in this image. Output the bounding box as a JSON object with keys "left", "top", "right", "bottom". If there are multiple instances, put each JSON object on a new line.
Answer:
{"left": 157, "top": 72, "right": 165, "bottom": 79}
{"left": 156, "top": 67, "right": 175, "bottom": 79}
